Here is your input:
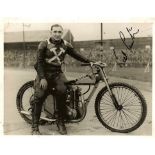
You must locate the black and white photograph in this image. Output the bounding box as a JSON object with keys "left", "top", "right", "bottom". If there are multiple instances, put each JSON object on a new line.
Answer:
{"left": 4, "top": 22, "right": 152, "bottom": 135}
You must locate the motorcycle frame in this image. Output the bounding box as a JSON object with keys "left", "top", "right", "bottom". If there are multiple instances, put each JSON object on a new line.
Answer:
{"left": 66, "top": 65, "right": 110, "bottom": 108}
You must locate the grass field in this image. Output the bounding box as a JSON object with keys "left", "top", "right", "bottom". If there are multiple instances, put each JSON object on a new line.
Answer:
{"left": 65, "top": 66, "right": 152, "bottom": 83}
{"left": 108, "top": 67, "right": 152, "bottom": 82}
{"left": 5, "top": 65, "right": 152, "bottom": 83}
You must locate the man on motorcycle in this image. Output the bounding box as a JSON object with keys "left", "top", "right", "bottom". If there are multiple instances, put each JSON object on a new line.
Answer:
{"left": 31, "top": 24, "right": 91, "bottom": 135}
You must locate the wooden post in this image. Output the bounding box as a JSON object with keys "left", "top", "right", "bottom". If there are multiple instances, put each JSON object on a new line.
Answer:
{"left": 144, "top": 45, "right": 151, "bottom": 73}
{"left": 112, "top": 62, "right": 117, "bottom": 71}
{"left": 22, "top": 23, "right": 26, "bottom": 68}
{"left": 144, "top": 62, "right": 150, "bottom": 73}
{"left": 101, "top": 23, "right": 103, "bottom": 46}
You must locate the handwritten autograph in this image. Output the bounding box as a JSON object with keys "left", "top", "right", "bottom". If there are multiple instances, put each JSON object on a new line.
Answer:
{"left": 119, "top": 27, "right": 139, "bottom": 51}
{"left": 113, "top": 27, "right": 139, "bottom": 66}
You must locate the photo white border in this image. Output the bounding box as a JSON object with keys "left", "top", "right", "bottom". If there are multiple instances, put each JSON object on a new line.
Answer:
{"left": 0, "top": 0, "right": 155, "bottom": 155}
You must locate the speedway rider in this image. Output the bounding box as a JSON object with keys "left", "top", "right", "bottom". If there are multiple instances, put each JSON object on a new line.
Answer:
{"left": 31, "top": 24, "right": 92, "bottom": 135}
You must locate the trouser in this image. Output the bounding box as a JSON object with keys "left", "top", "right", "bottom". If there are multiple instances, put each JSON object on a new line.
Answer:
{"left": 31, "top": 72, "right": 68, "bottom": 129}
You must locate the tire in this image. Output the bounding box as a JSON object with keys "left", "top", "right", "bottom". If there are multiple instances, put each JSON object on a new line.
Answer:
{"left": 16, "top": 80, "right": 46, "bottom": 125}
{"left": 95, "top": 82, "right": 147, "bottom": 133}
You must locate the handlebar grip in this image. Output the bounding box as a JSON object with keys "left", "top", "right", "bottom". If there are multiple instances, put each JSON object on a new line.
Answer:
{"left": 81, "top": 63, "right": 90, "bottom": 66}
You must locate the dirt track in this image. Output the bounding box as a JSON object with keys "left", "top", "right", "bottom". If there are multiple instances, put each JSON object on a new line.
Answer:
{"left": 4, "top": 68, "right": 152, "bottom": 135}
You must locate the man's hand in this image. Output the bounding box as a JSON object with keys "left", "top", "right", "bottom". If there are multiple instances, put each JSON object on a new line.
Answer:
{"left": 40, "top": 79, "right": 48, "bottom": 90}
{"left": 90, "top": 61, "right": 94, "bottom": 67}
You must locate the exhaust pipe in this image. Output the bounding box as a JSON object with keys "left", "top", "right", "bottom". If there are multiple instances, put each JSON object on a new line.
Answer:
{"left": 20, "top": 110, "right": 56, "bottom": 122}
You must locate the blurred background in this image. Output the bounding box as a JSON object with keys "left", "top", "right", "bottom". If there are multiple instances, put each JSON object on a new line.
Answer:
{"left": 4, "top": 23, "right": 152, "bottom": 82}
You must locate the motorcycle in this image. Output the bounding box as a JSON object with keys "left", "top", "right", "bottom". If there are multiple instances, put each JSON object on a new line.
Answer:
{"left": 16, "top": 61, "right": 147, "bottom": 133}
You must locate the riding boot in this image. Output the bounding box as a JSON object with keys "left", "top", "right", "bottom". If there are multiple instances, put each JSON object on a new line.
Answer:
{"left": 55, "top": 105, "right": 67, "bottom": 135}
{"left": 56, "top": 117, "right": 67, "bottom": 135}
{"left": 31, "top": 127, "right": 41, "bottom": 135}
{"left": 55, "top": 98, "right": 67, "bottom": 135}
{"left": 54, "top": 101, "right": 67, "bottom": 135}
{"left": 31, "top": 100, "right": 43, "bottom": 135}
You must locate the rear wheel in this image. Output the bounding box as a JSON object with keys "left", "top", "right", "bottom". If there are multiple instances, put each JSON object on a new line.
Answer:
{"left": 95, "top": 82, "right": 147, "bottom": 133}
{"left": 16, "top": 81, "right": 46, "bottom": 125}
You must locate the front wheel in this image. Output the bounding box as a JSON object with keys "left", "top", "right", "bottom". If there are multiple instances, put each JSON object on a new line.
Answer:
{"left": 95, "top": 82, "right": 147, "bottom": 133}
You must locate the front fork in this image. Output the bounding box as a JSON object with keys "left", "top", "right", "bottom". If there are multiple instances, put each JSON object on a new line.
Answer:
{"left": 98, "top": 67, "right": 122, "bottom": 110}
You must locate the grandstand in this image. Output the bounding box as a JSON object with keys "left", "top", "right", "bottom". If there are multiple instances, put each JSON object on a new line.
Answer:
{"left": 4, "top": 30, "right": 152, "bottom": 70}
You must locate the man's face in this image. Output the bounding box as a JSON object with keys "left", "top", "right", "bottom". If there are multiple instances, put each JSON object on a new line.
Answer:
{"left": 50, "top": 26, "right": 63, "bottom": 41}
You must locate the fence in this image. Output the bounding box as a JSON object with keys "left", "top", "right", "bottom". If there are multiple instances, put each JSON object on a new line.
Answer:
{"left": 4, "top": 46, "right": 152, "bottom": 68}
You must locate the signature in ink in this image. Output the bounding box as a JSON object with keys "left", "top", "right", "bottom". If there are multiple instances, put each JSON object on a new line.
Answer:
{"left": 112, "top": 27, "right": 139, "bottom": 66}
{"left": 119, "top": 27, "right": 139, "bottom": 52}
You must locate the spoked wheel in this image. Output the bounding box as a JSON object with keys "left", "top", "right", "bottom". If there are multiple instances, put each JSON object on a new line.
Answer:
{"left": 95, "top": 82, "right": 147, "bottom": 133}
{"left": 16, "top": 80, "right": 46, "bottom": 125}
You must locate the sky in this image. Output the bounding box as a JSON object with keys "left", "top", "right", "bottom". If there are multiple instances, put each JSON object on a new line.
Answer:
{"left": 4, "top": 23, "right": 152, "bottom": 41}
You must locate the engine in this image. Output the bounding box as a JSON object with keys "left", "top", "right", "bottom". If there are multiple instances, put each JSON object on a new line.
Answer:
{"left": 65, "top": 86, "right": 84, "bottom": 120}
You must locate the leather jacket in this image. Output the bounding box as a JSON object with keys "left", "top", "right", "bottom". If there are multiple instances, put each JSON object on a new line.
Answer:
{"left": 34, "top": 38, "right": 90, "bottom": 79}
